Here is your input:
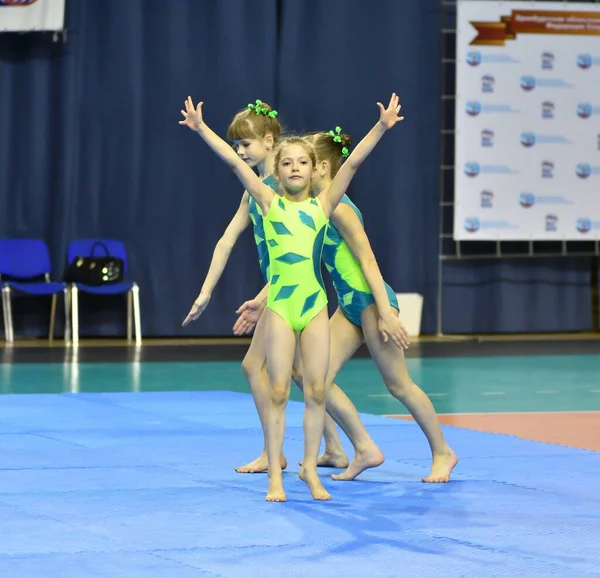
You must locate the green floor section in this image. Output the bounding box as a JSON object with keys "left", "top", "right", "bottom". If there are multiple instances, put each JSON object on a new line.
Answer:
{"left": 2, "top": 354, "right": 600, "bottom": 414}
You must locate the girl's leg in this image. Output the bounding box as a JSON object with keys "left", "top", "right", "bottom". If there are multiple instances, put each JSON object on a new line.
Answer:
{"left": 297, "top": 307, "right": 332, "bottom": 500}
{"left": 323, "top": 308, "right": 385, "bottom": 481}
{"left": 264, "top": 309, "right": 296, "bottom": 502}
{"left": 237, "top": 312, "right": 286, "bottom": 473}
{"left": 292, "top": 342, "right": 348, "bottom": 468}
{"left": 361, "top": 305, "right": 458, "bottom": 482}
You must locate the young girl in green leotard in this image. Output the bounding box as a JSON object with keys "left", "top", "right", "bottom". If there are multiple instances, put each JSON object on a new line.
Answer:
{"left": 306, "top": 129, "right": 457, "bottom": 483}
{"left": 180, "top": 101, "right": 350, "bottom": 475}
{"left": 181, "top": 101, "right": 289, "bottom": 474}
{"left": 237, "top": 130, "right": 458, "bottom": 483}
{"left": 180, "top": 93, "right": 403, "bottom": 502}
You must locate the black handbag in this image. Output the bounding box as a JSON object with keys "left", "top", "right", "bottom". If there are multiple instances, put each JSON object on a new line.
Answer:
{"left": 64, "top": 242, "right": 125, "bottom": 286}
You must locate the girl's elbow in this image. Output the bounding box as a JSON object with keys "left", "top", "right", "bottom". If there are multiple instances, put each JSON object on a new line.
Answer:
{"left": 217, "top": 236, "right": 235, "bottom": 253}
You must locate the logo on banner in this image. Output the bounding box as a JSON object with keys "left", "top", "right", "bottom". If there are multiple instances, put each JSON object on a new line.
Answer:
{"left": 542, "top": 101, "right": 555, "bottom": 119}
{"left": 480, "top": 190, "right": 494, "bottom": 208}
{"left": 520, "top": 75, "right": 572, "bottom": 90}
{"left": 520, "top": 75, "right": 536, "bottom": 91}
{"left": 545, "top": 214, "right": 558, "bottom": 232}
{"left": 464, "top": 217, "right": 480, "bottom": 233}
{"left": 577, "top": 54, "right": 592, "bottom": 69}
{"left": 575, "top": 163, "right": 600, "bottom": 180}
{"left": 576, "top": 163, "right": 591, "bottom": 179}
{"left": 466, "top": 101, "right": 482, "bottom": 116}
{"left": 520, "top": 132, "right": 536, "bottom": 148}
{"left": 577, "top": 103, "right": 592, "bottom": 118}
{"left": 481, "top": 75, "right": 495, "bottom": 93}
{"left": 520, "top": 132, "right": 571, "bottom": 147}
{"left": 576, "top": 218, "right": 591, "bottom": 233}
{"left": 464, "top": 162, "right": 480, "bottom": 177}
{"left": 464, "top": 162, "right": 515, "bottom": 177}
{"left": 519, "top": 193, "right": 535, "bottom": 208}
{"left": 466, "top": 50, "right": 519, "bottom": 65}
{"left": 464, "top": 218, "right": 518, "bottom": 232}
{"left": 466, "top": 51, "right": 482, "bottom": 66}
{"left": 541, "top": 161, "right": 554, "bottom": 179}
{"left": 467, "top": 103, "right": 520, "bottom": 115}
{"left": 481, "top": 129, "right": 494, "bottom": 147}
{"left": 576, "top": 103, "right": 600, "bottom": 119}
{"left": 541, "top": 52, "right": 554, "bottom": 70}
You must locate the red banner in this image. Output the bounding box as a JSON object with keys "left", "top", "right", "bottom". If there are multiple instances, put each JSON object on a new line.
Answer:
{"left": 470, "top": 10, "right": 600, "bottom": 46}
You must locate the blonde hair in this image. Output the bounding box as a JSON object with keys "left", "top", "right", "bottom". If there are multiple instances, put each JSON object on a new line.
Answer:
{"left": 274, "top": 136, "right": 317, "bottom": 172}
{"left": 226, "top": 100, "right": 281, "bottom": 143}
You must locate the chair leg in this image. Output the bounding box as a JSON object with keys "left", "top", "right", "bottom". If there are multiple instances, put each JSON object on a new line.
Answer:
{"left": 2, "top": 286, "right": 14, "bottom": 343}
{"left": 49, "top": 294, "right": 57, "bottom": 342}
{"left": 71, "top": 286, "right": 79, "bottom": 345}
{"left": 132, "top": 284, "right": 142, "bottom": 346}
{"left": 127, "top": 290, "right": 133, "bottom": 342}
{"left": 63, "top": 288, "right": 71, "bottom": 344}
{"left": 1, "top": 286, "right": 11, "bottom": 343}
{"left": 1, "top": 287, "right": 7, "bottom": 340}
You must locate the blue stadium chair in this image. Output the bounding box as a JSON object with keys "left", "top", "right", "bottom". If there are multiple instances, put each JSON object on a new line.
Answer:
{"left": 0, "top": 239, "right": 70, "bottom": 343}
{"left": 66, "top": 239, "right": 141, "bottom": 345}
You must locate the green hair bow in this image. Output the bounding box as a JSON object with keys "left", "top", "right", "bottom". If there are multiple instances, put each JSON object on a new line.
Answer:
{"left": 327, "top": 126, "right": 349, "bottom": 157}
{"left": 247, "top": 99, "right": 278, "bottom": 119}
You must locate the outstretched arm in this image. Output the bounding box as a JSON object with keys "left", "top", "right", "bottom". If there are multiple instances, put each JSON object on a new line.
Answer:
{"left": 331, "top": 204, "right": 409, "bottom": 349}
{"left": 182, "top": 194, "right": 251, "bottom": 327}
{"left": 320, "top": 93, "right": 404, "bottom": 218}
{"left": 179, "top": 96, "right": 275, "bottom": 215}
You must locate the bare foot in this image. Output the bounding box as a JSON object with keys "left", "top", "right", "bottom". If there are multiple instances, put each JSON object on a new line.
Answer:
{"left": 265, "top": 473, "right": 286, "bottom": 502}
{"left": 422, "top": 448, "right": 458, "bottom": 483}
{"left": 298, "top": 467, "right": 331, "bottom": 501}
{"left": 331, "top": 446, "right": 385, "bottom": 481}
{"left": 298, "top": 451, "right": 349, "bottom": 469}
{"left": 235, "top": 453, "right": 288, "bottom": 474}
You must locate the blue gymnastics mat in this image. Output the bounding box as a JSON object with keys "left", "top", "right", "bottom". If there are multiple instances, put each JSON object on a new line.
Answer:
{"left": 0, "top": 391, "right": 598, "bottom": 577}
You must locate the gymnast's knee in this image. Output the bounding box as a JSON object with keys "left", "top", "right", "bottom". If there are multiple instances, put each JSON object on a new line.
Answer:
{"left": 271, "top": 381, "right": 290, "bottom": 408}
{"left": 303, "top": 380, "right": 326, "bottom": 406}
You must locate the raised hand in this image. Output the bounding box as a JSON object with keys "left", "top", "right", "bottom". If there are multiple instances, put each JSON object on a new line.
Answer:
{"left": 376, "top": 93, "right": 404, "bottom": 129}
{"left": 178, "top": 96, "right": 204, "bottom": 132}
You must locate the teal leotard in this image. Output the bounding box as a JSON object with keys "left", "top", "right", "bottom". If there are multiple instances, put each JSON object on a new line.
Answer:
{"left": 248, "top": 174, "right": 279, "bottom": 282}
{"left": 322, "top": 194, "right": 398, "bottom": 327}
